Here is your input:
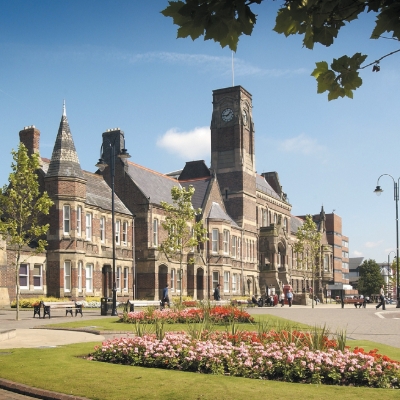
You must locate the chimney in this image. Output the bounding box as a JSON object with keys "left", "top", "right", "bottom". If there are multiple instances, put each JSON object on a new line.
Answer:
{"left": 19, "top": 125, "right": 40, "bottom": 156}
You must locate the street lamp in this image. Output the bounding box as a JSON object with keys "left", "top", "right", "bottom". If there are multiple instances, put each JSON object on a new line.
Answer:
{"left": 96, "top": 138, "right": 131, "bottom": 316}
{"left": 374, "top": 174, "right": 400, "bottom": 308}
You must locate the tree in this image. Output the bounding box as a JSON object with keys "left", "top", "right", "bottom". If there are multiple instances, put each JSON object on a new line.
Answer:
{"left": 357, "top": 259, "right": 385, "bottom": 297}
{"left": 162, "top": 0, "right": 400, "bottom": 100}
{"left": 159, "top": 185, "right": 208, "bottom": 303}
{"left": 0, "top": 144, "right": 53, "bottom": 320}
{"left": 293, "top": 215, "right": 321, "bottom": 308}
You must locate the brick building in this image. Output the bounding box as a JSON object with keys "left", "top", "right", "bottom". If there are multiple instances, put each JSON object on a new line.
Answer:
{"left": 0, "top": 85, "right": 348, "bottom": 305}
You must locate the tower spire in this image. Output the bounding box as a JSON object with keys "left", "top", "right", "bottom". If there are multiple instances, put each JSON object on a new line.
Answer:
{"left": 63, "top": 100, "right": 66, "bottom": 117}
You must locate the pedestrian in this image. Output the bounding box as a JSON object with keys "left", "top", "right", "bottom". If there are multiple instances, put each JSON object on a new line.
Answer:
{"left": 286, "top": 289, "right": 293, "bottom": 307}
{"left": 213, "top": 284, "right": 221, "bottom": 301}
{"left": 376, "top": 285, "right": 386, "bottom": 310}
{"left": 280, "top": 292, "right": 285, "bottom": 307}
{"left": 162, "top": 284, "right": 170, "bottom": 308}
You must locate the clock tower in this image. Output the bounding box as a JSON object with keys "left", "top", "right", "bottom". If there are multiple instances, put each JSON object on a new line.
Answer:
{"left": 210, "top": 86, "right": 256, "bottom": 231}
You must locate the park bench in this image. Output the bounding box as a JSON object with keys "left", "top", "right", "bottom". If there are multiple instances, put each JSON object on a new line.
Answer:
{"left": 124, "top": 299, "right": 162, "bottom": 312}
{"left": 341, "top": 298, "right": 366, "bottom": 309}
{"left": 39, "top": 301, "right": 83, "bottom": 318}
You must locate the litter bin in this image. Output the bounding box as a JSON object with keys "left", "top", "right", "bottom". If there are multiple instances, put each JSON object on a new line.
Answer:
{"left": 101, "top": 297, "right": 112, "bottom": 316}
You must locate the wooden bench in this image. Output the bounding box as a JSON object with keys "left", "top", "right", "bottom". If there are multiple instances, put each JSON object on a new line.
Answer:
{"left": 341, "top": 298, "right": 366, "bottom": 309}
{"left": 124, "top": 300, "right": 162, "bottom": 312}
{"left": 40, "top": 301, "right": 83, "bottom": 318}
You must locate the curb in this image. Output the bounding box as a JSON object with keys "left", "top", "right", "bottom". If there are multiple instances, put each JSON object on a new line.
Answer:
{"left": 0, "top": 378, "right": 90, "bottom": 400}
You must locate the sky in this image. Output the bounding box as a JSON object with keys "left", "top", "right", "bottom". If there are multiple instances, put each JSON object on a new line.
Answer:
{"left": 0, "top": 1, "right": 399, "bottom": 265}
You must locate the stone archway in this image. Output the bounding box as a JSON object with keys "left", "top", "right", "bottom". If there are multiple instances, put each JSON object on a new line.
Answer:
{"left": 158, "top": 264, "right": 168, "bottom": 301}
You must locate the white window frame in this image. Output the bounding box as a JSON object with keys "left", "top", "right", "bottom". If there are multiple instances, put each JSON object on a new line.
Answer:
{"left": 212, "top": 271, "right": 219, "bottom": 289}
{"left": 262, "top": 209, "right": 267, "bottom": 227}
{"left": 212, "top": 229, "right": 219, "bottom": 253}
{"left": 176, "top": 269, "right": 181, "bottom": 293}
{"left": 224, "top": 271, "right": 230, "bottom": 292}
{"left": 232, "top": 236, "right": 236, "bottom": 259}
{"left": 153, "top": 218, "right": 158, "bottom": 247}
{"left": 170, "top": 269, "right": 175, "bottom": 291}
{"left": 123, "top": 267, "right": 128, "bottom": 292}
{"left": 232, "top": 273, "right": 237, "bottom": 293}
{"left": 116, "top": 266, "right": 121, "bottom": 291}
{"left": 122, "top": 221, "right": 128, "bottom": 246}
{"left": 86, "top": 213, "right": 92, "bottom": 241}
{"left": 223, "top": 229, "right": 230, "bottom": 254}
{"left": 63, "top": 205, "right": 70, "bottom": 235}
{"left": 78, "top": 261, "right": 83, "bottom": 292}
{"left": 115, "top": 220, "right": 121, "bottom": 245}
{"left": 33, "top": 264, "right": 42, "bottom": 289}
{"left": 64, "top": 261, "right": 71, "bottom": 292}
{"left": 237, "top": 238, "right": 241, "bottom": 259}
{"left": 100, "top": 216, "right": 105, "bottom": 243}
{"left": 76, "top": 206, "right": 82, "bottom": 237}
{"left": 19, "top": 263, "right": 29, "bottom": 289}
{"left": 85, "top": 264, "right": 93, "bottom": 292}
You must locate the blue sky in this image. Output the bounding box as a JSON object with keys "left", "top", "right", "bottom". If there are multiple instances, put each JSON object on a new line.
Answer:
{"left": 1, "top": 1, "right": 399, "bottom": 264}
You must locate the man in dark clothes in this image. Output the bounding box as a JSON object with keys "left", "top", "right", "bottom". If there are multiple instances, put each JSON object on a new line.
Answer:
{"left": 162, "top": 284, "right": 170, "bottom": 308}
{"left": 213, "top": 284, "right": 221, "bottom": 300}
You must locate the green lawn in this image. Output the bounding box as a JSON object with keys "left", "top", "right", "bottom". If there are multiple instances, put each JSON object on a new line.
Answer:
{"left": 0, "top": 314, "right": 399, "bottom": 399}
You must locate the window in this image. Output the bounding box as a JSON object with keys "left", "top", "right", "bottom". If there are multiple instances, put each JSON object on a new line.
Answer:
{"left": 176, "top": 269, "right": 181, "bottom": 292}
{"left": 115, "top": 220, "right": 121, "bottom": 245}
{"left": 232, "top": 236, "right": 236, "bottom": 258}
{"left": 122, "top": 221, "right": 128, "bottom": 245}
{"left": 116, "top": 267, "right": 121, "bottom": 291}
{"left": 78, "top": 261, "right": 83, "bottom": 292}
{"left": 224, "top": 271, "right": 230, "bottom": 292}
{"left": 212, "top": 271, "right": 219, "bottom": 289}
{"left": 170, "top": 269, "right": 175, "bottom": 291}
{"left": 64, "top": 261, "right": 71, "bottom": 292}
{"left": 63, "top": 205, "right": 70, "bottom": 234}
{"left": 232, "top": 273, "right": 237, "bottom": 293}
{"left": 76, "top": 206, "right": 82, "bottom": 237}
{"left": 86, "top": 213, "right": 92, "bottom": 241}
{"left": 284, "top": 218, "right": 288, "bottom": 232}
{"left": 33, "top": 264, "right": 42, "bottom": 289}
{"left": 262, "top": 209, "right": 267, "bottom": 227}
{"left": 123, "top": 267, "right": 129, "bottom": 292}
{"left": 237, "top": 238, "right": 241, "bottom": 259}
{"left": 212, "top": 229, "right": 219, "bottom": 253}
{"left": 19, "top": 264, "right": 29, "bottom": 289}
{"left": 85, "top": 264, "right": 93, "bottom": 292}
{"left": 223, "top": 230, "right": 230, "bottom": 254}
{"left": 153, "top": 219, "right": 158, "bottom": 246}
{"left": 100, "top": 217, "right": 105, "bottom": 242}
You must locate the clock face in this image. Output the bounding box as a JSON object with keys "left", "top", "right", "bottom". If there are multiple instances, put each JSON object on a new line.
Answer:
{"left": 242, "top": 110, "right": 248, "bottom": 125}
{"left": 221, "top": 108, "right": 234, "bottom": 122}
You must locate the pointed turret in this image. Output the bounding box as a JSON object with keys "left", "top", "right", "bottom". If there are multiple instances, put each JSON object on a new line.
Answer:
{"left": 47, "top": 102, "right": 84, "bottom": 179}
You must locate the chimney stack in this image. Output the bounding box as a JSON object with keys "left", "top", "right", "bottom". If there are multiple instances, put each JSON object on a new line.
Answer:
{"left": 19, "top": 125, "right": 40, "bottom": 156}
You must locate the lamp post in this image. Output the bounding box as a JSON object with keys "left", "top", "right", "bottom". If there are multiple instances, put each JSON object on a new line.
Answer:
{"left": 374, "top": 175, "right": 400, "bottom": 308}
{"left": 96, "top": 138, "right": 131, "bottom": 316}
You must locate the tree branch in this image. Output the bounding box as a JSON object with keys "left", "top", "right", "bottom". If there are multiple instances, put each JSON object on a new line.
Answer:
{"left": 360, "top": 48, "right": 400, "bottom": 69}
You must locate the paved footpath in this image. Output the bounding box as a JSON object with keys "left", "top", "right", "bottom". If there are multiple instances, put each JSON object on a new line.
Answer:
{"left": 0, "top": 303, "right": 399, "bottom": 399}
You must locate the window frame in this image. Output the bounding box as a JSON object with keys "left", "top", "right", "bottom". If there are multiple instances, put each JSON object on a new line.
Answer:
{"left": 223, "top": 229, "right": 230, "bottom": 254}
{"left": 19, "top": 263, "right": 29, "bottom": 289}
{"left": 116, "top": 266, "right": 121, "bottom": 291}
{"left": 115, "top": 220, "right": 121, "bottom": 245}
{"left": 85, "top": 213, "right": 92, "bottom": 241}
{"left": 33, "top": 264, "right": 42, "bottom": 289}
{"left": 170, "top": 268, "right": 175, "bottom": 291}
{"left": 212, "top": 229, "right": 219, "bottom": 253}
{"left": 232, "top": 273, "right": 237, "bottom": 293}
{"left": 232, "top": 236, "right": 236, "bottom": 259}
{"left": 100, "top": 216, "right": 105, "bottom": 243}
{"left": 76, "top": 206, "right": 82, "bottom": 237}
{"left": 64, "top": 261, "right": 71, "bottom": 293}
{"left": 153, "top": 218, "right": 158, "bottom": 247}
{"left": 85, "top": 264, "right": 93, "bottom": 293}
{"left": 212, "top": 271, "right": 219, "bottom": 289}
{"left": 123, "top": 267, "right": 129, "bottom": 292}
{"left": 78, "top": 261, "right": 83, "bottom": 292}
{"left": 223, "top": 271, "right": 230, "bottom": 292}
{"left": 122, "top": 221, "right": 128, "bottom": 246}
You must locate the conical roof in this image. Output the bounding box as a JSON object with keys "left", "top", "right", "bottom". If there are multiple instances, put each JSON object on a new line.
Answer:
{"left": 46, "top": 102, "right": 84, "bottom": 179}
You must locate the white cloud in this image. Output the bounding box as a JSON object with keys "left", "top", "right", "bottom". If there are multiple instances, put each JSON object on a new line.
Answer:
{"left": 353, "top": 250, "right": 363, "bottom": 257}
{"left": 365, "top": 240, "right": 383, "bottom": 248}
{"left": 156, "top": 126, "right": 210, "bottom": 160}
{"left": 278, "top": 134, "right": 326, "bottom": 155}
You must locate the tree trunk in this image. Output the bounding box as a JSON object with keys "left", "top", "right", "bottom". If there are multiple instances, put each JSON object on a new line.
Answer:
{"left": 15, "top": 252, "right": 21, "bottom": 320}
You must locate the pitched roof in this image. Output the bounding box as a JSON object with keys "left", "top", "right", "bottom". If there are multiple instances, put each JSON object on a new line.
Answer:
{"left": 84, "top": 171, "right": 131, "bottom": 215}
{"left": 180, "top": 177, "right": 211, "bottom": 210}
{"left": 179, "top": 160, "right": 211, "bottom": 181}
{"left": 256, "top": 174, "right": 280, "bottom": 200}
{"left": 290, "top": 215, "right": 303, "bottom": 234}
{"left": 208, "top": 202, "right": 239, "bottom": 227}
{"left": 46, "top": 109, "right": 84, "bottom": 179}
{"left": 126, "top": 161, "right": 180, "bottom": 205}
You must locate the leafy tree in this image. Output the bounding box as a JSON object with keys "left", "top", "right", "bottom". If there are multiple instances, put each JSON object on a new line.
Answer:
{"left": 159, "top": 185, "right": 208, "bottom": 303}
{"left": 357, "top": 259, "right": 385, "bottom": 297}
{"left": 293, "top": 215, "right": 321, "bottom": 308}
{"left": 162, "top": 0, "right": 400, "bottom": 100}
{"left": 0, "top": 144, "right": 53, "bottom": 320}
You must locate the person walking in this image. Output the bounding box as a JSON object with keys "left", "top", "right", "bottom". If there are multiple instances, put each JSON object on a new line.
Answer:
{"left": 376, "top": 285, "right": 386, "bottom": 310}
{"left": 286, "top": 290, "right": 293, "bottom": 307}
{"left": 280, "top": 292, "right": 285, "bottom": 307}
{"left": 162, "top": 284, "right": 170, "bottom": 308}
{"left": 213, "top": 284, "right": 221, "bottom": 301}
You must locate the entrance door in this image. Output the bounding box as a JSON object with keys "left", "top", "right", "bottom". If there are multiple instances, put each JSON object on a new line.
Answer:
{"left": 196, "top": 268, "right": 204, "bottom": 300}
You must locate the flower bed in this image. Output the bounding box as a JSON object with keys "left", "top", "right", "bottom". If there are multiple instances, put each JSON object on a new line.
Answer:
{"left": 89, "top": 331, "right": 400, "bottom": 389}
{"left": 119, "top": 305, "right": 254, "bottom": 324}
